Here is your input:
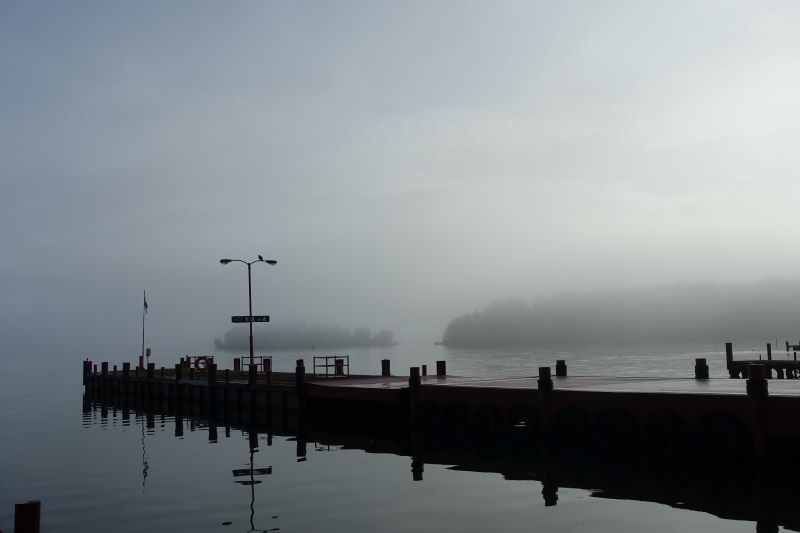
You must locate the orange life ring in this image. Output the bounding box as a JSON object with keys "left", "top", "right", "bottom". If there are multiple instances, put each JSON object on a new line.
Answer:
{"left": 194, "top": 356, "right": 209, "bottom": 370}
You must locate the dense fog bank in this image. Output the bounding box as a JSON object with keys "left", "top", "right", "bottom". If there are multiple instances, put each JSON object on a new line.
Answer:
{"left": 214, "top": 322, "right": 396, "bottom": 351}
{"left": 442, "top": 279, "right": 800, "bottom": 348}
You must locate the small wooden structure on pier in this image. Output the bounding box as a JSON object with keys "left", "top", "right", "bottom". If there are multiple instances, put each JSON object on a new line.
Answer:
{"left": 727, "top": 342, "right": 800, "bottom": 379}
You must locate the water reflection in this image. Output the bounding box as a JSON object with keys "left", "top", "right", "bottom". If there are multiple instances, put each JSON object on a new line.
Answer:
{"left": 81, "top": 392, "right": 798, "bottom": 533}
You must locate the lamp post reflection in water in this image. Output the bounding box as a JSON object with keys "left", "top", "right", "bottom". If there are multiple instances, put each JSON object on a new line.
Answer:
{"left": 232, "top": 431, "right": 273, "bottom": 531}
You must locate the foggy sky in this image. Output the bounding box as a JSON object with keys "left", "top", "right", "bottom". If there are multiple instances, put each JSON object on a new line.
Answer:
{"left": 3, "top": 2, "right": 800, "bottom": 359}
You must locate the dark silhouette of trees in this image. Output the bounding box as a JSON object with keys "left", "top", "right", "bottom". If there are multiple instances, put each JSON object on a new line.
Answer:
{"left": 215, "top": 322, "right": 396, "bottom": 351}
{"left": 441, "top": 279, "right": 800, "bottom": 347}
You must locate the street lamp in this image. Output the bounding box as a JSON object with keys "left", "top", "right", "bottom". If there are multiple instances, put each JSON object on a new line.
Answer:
{"left": 220, "top": 256, "right": 277, "bottom": 367}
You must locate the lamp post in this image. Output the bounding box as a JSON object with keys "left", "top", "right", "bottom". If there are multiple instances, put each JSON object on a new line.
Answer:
{"left": 220, "top": 256, "right": 277, "bottom": 367}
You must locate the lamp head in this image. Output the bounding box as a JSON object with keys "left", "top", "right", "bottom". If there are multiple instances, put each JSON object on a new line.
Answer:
{"left": 266, "top": 260, "right": 277, "bottom": 265}
{"left": 219, "top": 259, "right": 232, "bottom": 264}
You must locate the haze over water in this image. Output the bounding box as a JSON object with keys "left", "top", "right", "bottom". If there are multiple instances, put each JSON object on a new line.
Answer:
{"left": 4, "top": 2, "right": 800, "bottom": 531}
{"left": 0, "top": 342, "right": 784, "bottom": 532}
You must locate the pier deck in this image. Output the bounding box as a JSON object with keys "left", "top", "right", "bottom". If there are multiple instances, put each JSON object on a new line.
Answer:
{"left": 83, "top": 347, "right": 800, "bottom": 473}
{"left": 310, "top": 373, "right": 800, "bottom": 394}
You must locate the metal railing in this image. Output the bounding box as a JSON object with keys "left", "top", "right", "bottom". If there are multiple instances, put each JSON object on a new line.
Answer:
{"left": 313, "top": 355, "right": 350, "bottom": 378}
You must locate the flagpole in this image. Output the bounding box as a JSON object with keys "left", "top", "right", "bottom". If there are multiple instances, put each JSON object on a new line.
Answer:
{"left": 141, "top": 290, "right": 146, "bottom": 368}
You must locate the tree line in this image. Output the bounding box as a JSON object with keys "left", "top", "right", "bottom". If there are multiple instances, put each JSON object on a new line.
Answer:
{"left": 215, "top": 322, "right": 396, "bottom": 351}
{"left": 442, "top": 279, "right": 800, "bottom": 347}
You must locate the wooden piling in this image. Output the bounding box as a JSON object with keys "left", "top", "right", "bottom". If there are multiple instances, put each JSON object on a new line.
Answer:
{"left": 747, "top": 364, "right": 770, "bottom": 468}
{"left": 695, "top": 358, "right": 709, "bottom": 380}
{"left": 538, "top": 366, "right": 554, "bottom": 447}
{"left": 409, "top": 366, "right": 421, "bottom": 427}
{"left": 101, "top": 362, "right": 108, "bottom": 376}
{"left": 295, "top": 359, "right": 306, "bottom": 411}
{"left": 436, "top": 360, "right": 446, "bottom": 377}
{"left": 726, "top": 342, "right": 734, "bottom": 376}
{"left": 747, "top": 364, "right": 768, "bottom": 398}
{"left": 83, "top": 360, "right": 92, "bottom": 386}
{"left": 555, "top": 360, "right": 567, "bottom": 377}
{"left": 381, "top": 359, "right": 391, "bottom": 377}
{"left": 767, "top": 343, "right": 773, "bottom": 361}
{"left": 538, "top": 366, "right": 553, "bottom": 392}
{"left": 421, "top": 364, "right": 427, "bottom": 376}
{"left": 147, "top": 362, "right": 155, "bottom": 380}
{"left": 334, "top": 358, "right": 344, "bottom": 376}
{"left": 233, "top": 358, "right": 241, "bottom": 373}
{"left": 14, "top": 500, "right": 40, "bottom": 533}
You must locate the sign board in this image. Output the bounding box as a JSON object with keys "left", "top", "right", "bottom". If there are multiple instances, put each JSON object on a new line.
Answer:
{"left": 231, "top": 315, "right": 270, "bottom": 323}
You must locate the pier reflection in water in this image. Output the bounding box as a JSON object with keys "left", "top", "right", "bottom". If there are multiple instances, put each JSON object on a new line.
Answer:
{"left": 81, "top": 392, "right": 800, "bottom": 533}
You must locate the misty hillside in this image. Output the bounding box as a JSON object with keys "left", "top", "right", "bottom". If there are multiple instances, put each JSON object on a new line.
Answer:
{"left": 214, "top": 322, "right": 396, "bottom": 351}
{"left": 442, "top": 279, "right": 800, "bottom": 347}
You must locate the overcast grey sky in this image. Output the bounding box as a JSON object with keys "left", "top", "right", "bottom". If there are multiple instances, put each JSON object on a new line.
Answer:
{"left": 3, "top": 1, "right": 800, "bottom": 358}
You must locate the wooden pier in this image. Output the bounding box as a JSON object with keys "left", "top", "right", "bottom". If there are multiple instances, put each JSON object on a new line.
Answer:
{"left": 83, "top": 343, "right": 800, "bottom": 474}
{"left": 82, "top": 373, "right": 800, "bottom": 533}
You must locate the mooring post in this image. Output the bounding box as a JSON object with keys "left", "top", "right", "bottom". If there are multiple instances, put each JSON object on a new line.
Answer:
{"left": 725, "top": 342, "right": 735, "bottom": 377}
{"left": 224, "top": 369, "right": 230, "bottom": 383}
{"left": 787, "top": 341, "right": 790, "bottom": 352}
{"left": 421, "top": 364, "right": 427, "bottom": 376}
{"left": 409, "top": 366, "right": 421, "bottom": 428}
{"left": 794, "top": 351, "right": 797, "bottom": 361}
{"left": 767, "top": 343, "right": 773, "bottom": 361}
{"left": 436, "top": 360, "right": 446, "bottom": 377}
{"left": 93, "top": 364, "right": 97, "bottom": 374}
{"left": 122, "top": 362, "right": 130, "bottom": 396}
{"left": 538, "top": 366, "right": 554, "bottom": 447}
{"left": 381, "top": 359, "right": 391, "bottom": 377}
{"left": 83, "top": 360, "right": 92, "bottom": 386}
{"left": 101, "top": 361, "right": 108, "bottom": 376}
{"left": 538, "top": 366, "right": 553, "bottom": 392}
{"left": 555, "top": 360, "right": 567, "bottom": 377}
{"left": 175, "top": 363, "right": 182, "bottom": 381}
{"left": 207, "top": 363, "right": 217, "bottom": 405}
{"left": 234, "top": 358, "right": 241, "bottom": 373}
{"left": 747, "top": 363, "right": 770, "bottom": 469}
{"left": 695, "top": 358, "right": 710, "bottom": 380}
{"left": 14, "top": 500, "right": 41, "bottom": 533}
{"left": 335, "top": 358, "right": 344, "bottom": 376}
{"left": 747, "top": 363, "right": 768, "bottom": 398}
{"left": 295, "top": 359, "right": 306, "bottom": 411}
{"left": 147, "top": 362, "right": 155, "bottom": 380}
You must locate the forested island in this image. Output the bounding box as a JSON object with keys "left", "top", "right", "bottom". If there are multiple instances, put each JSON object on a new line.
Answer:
{"left": 214, "top": 322, "right": 396, "bottom": 351}
{"left": 441, "top": 279, "right": 800, "bottom": 347}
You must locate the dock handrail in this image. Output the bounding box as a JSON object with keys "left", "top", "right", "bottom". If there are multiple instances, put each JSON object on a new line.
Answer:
{"left": 313, "top": 355, "right": 350, "bottom": 378}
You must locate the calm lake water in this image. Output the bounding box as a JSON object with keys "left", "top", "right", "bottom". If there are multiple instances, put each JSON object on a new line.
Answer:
{"left": 1, "top": 341, "right": 796, "bottom": 532}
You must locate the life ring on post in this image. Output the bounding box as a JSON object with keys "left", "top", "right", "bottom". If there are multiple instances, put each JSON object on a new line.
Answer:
{"left": 194, "top": 356, "right": 209, "bottom": 370}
